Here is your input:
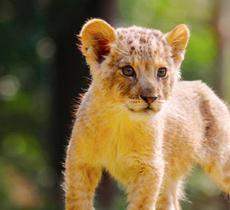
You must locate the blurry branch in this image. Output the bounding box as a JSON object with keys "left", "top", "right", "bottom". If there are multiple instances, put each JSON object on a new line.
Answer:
{"left": 213, "top": 0, "right": 230, "bottom": 101}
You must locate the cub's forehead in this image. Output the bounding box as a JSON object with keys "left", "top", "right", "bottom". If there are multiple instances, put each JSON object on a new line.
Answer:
{"left": 114, "top": 26, "right": 171, "bottom": 62}
{"left": 116, "top": 26, "right": 163, "bottom": 42}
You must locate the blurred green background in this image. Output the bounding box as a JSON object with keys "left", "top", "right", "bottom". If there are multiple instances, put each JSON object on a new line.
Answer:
{"left": 0, "top": 0, "right": 230, "bottom": 210}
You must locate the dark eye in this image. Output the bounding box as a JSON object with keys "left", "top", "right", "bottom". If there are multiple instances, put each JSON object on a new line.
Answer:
{"left": 121, "top": 65, "right": 136, "bottom": 77}
{"left": 157, "top": 67, "right": 167, "bottom": 78}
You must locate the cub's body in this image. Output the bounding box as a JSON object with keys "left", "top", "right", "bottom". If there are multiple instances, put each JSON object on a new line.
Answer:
{"left": 64, "top": 19, "right": 230, "bottom": 210}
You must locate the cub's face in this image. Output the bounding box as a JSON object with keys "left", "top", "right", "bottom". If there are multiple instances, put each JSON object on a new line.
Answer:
{"left": 80, "top": 19, "right": 190, "bottom": 113}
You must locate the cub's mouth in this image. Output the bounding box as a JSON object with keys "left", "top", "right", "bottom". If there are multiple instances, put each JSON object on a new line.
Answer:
{"left": 143, "top": 106, "right": 154, "bottom": 111}
{"left": 126, "top": 100, "right": 162, "bottom": 113}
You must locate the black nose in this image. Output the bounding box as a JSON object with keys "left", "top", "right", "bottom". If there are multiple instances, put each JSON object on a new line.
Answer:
{"left": 140, "top": 95, "right": 158, "bottom": 104}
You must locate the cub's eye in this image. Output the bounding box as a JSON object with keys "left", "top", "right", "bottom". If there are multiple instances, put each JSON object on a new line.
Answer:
{"left": 157, "top": 67, "right": 167, "bottom": 78}
{"left": 121, "top": 65, "right": 136, "bottom": 77}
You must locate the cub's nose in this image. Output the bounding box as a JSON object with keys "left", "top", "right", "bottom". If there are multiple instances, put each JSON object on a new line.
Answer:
{"left": 140, "top": 95, "right": 158, "bottom": 104}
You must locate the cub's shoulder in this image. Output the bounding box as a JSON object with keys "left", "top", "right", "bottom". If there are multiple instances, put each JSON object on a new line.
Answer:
{"left": 177, "top": 80, "right": 205, "bottom": 88}
{"left": 172, "top": 80, "right": 215, "bottom": 105}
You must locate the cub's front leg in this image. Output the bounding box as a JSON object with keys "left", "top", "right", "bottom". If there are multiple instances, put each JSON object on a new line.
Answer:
{"left": 64, "top": 137, "right": 102, "bottom": 210}
{"left": 127, "top": 162, "right": 164, "bottom": 210}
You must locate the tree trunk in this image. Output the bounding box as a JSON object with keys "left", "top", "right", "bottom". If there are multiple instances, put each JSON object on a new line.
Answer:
{"left": 213, "top": 0, "right": 230, "bottom": 207}
{"left": 213, "top": 0, "right": 230, "bottom": 102}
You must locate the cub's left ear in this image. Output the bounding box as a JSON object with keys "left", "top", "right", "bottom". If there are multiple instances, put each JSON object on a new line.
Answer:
{"left": 165, "top": 24, "right": 190, "bottom": 66}
{"left": 79, "top": 19, "right": 116, "bottom": 65}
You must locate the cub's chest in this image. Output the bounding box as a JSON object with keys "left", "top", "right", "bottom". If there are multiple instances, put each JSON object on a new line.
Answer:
{"left": 95, "top": 121, "right": 157, "bottom": 184}
{"left": 77, "top": 109, "right": 161, "bottom": 183}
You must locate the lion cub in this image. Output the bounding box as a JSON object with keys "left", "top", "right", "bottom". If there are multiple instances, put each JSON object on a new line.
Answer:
{"left": 64, "top": 19, "right": 230, "bottom": 210}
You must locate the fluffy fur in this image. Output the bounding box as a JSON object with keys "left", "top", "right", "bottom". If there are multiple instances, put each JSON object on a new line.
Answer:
{"left": 64, "top": 19, "right": 230, "bottom": 210}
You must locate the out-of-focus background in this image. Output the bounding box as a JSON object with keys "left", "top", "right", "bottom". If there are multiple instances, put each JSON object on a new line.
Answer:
{"left": 0, "top": 0, "right": 230, "bottom": 210}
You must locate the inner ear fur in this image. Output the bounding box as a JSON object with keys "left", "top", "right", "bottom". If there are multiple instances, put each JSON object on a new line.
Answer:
{"left": 79, "top": 19, "right": 116, "bottom": 64}
{"left": 166, "top": 24, "right": 190, "bottom": 65}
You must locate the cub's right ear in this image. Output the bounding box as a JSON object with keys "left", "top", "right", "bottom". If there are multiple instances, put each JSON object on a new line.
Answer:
{"left": 79, "top": 19, "right": 116, "bottom": 65}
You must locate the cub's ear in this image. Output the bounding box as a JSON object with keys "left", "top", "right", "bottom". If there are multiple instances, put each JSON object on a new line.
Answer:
{"left": 165, "top": 24, "right": 190, "bottom": 66}
{"left": 79, "top": 19, "right": 116, "bottom": 65}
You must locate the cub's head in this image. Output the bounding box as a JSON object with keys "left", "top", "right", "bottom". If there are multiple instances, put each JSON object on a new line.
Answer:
{"left": 79, "top": 19, "right": 190, "bottom": 113}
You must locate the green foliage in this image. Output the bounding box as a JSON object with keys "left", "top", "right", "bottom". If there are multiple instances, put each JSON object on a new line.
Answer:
{"left": 0, "top": 0, "right": 55, "bottom": 209}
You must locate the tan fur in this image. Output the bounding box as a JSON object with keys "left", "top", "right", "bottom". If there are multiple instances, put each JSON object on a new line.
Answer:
{"left": 64, "top": 19, "right": 230, "bottom": 210}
